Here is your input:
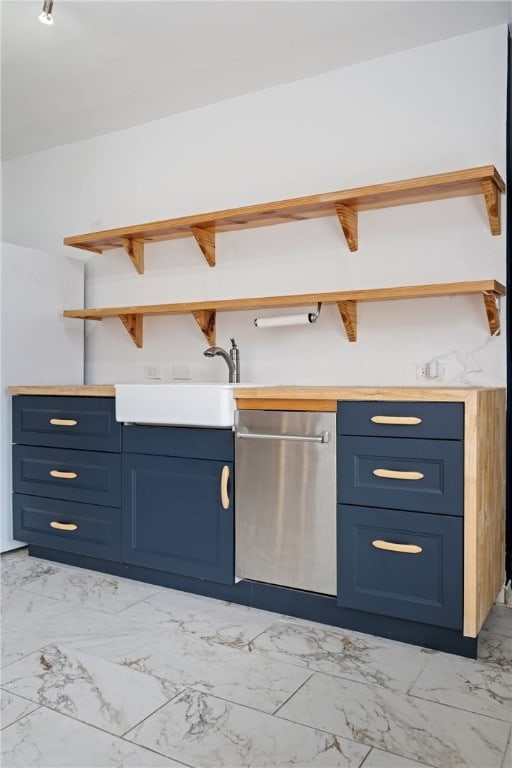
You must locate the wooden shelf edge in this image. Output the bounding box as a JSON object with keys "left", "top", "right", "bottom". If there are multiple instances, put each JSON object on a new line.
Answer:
{"left": 63, "top": 279, "right": 505, "bottom": 347}
{"left": 63, "top": 165, "right": 505, "bottom": 260}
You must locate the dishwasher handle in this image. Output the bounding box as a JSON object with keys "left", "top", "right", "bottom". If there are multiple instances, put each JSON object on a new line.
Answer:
{"left": 237, "top": 429, "right": 330, "bottom": 444}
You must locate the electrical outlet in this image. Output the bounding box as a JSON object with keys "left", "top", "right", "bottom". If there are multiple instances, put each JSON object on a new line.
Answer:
{"left": 172, "top": 363, "right": 191, "bottom": 380}
{"left": 143, "top": 364, "right": 162, "bottom": 380}
{"left": 415, "top": 360, "right": 444, "bottom": 382}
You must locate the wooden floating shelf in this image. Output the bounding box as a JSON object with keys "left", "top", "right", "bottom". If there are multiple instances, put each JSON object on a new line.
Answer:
{"left": 63, "top": 279, "right": 505, "bottom": 348}
{"left": 63, "top": 166, "right": 505, "bottom": 273}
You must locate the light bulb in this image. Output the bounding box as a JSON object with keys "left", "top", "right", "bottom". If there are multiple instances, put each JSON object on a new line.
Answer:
{"left": 38, "top": 11, "right": 54, "bottom": 25}
{"left": 38, "top": 0, "right": 54, "bottom": 25}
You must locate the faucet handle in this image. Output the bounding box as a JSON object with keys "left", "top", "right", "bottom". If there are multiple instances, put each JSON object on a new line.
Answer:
{"left": 230, "top": 337, "right": 237, "bottom": 348}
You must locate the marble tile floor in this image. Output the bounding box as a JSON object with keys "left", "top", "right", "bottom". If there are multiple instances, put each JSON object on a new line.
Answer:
{"left": 1, "top": 548, "right": 511, "bottom": 768}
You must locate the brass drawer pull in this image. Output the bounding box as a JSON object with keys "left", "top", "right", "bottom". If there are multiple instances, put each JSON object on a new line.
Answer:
{"left": 220, "top": 465, "right": 230, "bottom": 510}
{"left": 49, "top": 418, "right": 78, "bottom": 427}
{"left": 50, "top": 520, "right": 78, "bottom": 531}
{"left": 373, "top": 468, "right": 424, "bottom": 481}
{"left": 50, "top": 470, "right": 78, "bottom": 480}
{"left": 372, "top": 540, "right": 423, "bottom": 554}
{"left": 371, "top": 416, "right": 422, "bottom": 425}
{"left": 50, "top": 521, "right": 78, "bottom": 532}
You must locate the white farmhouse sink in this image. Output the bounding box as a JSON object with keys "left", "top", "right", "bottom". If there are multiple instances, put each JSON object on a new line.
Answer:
{"left": 115, "top": 383, "right": 250, "bottom": 427}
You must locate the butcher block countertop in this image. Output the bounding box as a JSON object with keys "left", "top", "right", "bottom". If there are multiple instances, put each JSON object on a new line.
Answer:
{"left": 232, "top": 385, "right": 503, "bottom": 410}
{"left": 7, "top": 384, "right": 503, "bottom": 405}
{"left": 8, "top": 385, "right": 116, "bottom": 396}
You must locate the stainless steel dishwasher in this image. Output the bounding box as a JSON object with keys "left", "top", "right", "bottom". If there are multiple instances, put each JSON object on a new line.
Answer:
{"left": 235, "top": 410, "right": 336, "bottom": 595}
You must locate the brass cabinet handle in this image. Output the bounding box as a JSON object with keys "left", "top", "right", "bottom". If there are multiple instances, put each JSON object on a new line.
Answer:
{"left": 49, "top": 470, "right": 78, "bottom": 479}
{"left": 370, "top": 416, "right": 422, "bottom": 425}
{"left": 372, "top": 539, "right": 423, "bottom": 554}
{"left": 49, "top": 418, "right": 78, "bottom": 427}
{"left": 373, "top": 468, "right": 424, "bottom": 481}
{"left": 50, "top": 521, "right": 78, "bottom": 532}
{"left": 220, "top": 465, "right": 230, "bottom": 510}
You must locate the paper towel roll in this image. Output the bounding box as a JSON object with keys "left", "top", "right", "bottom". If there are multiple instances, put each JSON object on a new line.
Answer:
{"left": 254, "top": 314, "right": 312, "bottom": 327}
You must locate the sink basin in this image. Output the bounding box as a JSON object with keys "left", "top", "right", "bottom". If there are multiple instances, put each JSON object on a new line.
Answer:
{"left": 115, "top": 383, "right": 252, "bottom": 427}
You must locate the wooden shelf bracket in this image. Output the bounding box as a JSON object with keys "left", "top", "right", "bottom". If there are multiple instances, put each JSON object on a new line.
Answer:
{"left": 191, "top": 226, "right": 215, "bottom": 267}
{"left": 120, "top": 238, "right": 145, "bottom": 274}
{"left": 481, "top": 180, "right": 501, "bottom": 236}
{"left": 191, "top": 309, "right": 216, "bottom": 346}
{"left": 119, "top": 314, "right": 143, "bottom": 347}
{"left": 482, "top": 291, "right": 501, "bottom": 336}
{"left": 337, "top": 300, "right": 358, "bottom": 342}
{"left": 335, "top": 204, "right": 358, "bottom": 252}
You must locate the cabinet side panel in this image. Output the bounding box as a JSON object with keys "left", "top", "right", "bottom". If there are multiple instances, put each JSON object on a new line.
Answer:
{"left": 476, "top": 389, "right": 506, "bottom": 633}
{"left": 464, "top": 389, "right": 506, "bottom": 636}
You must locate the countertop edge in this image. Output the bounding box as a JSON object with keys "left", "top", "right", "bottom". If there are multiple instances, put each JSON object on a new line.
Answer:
{"left": 7, "top": 385, "right": 116, "bottom": 397}
{"left": 6, "top": 384, "right": 505, "bottom": 402}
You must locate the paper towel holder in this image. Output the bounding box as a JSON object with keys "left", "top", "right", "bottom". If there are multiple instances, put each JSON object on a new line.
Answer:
{"left": 308, "top": 302, "right": 322, "bottom": 323}
{"left": 254, "top": 302, "right": 322, "bottom": 327}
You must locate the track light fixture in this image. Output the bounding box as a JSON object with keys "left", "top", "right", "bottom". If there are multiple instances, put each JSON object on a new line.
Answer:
{"left": 39, "top": 0, "right": 54, "bottom": 25}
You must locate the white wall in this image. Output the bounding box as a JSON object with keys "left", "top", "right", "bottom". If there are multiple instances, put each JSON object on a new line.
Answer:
{"left": 2, "top": 25, "right": 507, "bottom": 387}
{"left": 0, "top": 243, "right": 84, "bottom": 550}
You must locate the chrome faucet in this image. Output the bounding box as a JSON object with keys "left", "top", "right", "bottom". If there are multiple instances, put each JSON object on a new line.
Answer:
{"left": 203, "top": 337, "right": 240, "bottom": 383}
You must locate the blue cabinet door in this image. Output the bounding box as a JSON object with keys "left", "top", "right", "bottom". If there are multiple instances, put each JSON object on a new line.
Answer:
{"left": 337, "top": 504, "right": 462, "bottom": 629}
{"left": 122, "top": 454, "right": 234, "bottom": 584}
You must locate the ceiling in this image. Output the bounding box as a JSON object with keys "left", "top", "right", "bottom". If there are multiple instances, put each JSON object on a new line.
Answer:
{"left": 1, "top": 1, "right": 511, "bottom": 160}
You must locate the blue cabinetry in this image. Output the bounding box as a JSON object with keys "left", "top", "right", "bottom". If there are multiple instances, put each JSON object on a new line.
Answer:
{"left": 122, "top": 425, "right": 234, "bottom": 584}
{"left": 11, "top": 393, "right": 480, "bottom": 656}
{"left": 12, "top": 395, "right": 121, "bottom": 451}
{"left": 338, "top": 504, "right": 462, "bottom": 628}
{"left": 13, "top": 445, "right": 121, "bottom": 507}
{"left": 12, "top": 395, "right": 122, "bottom": 560}
{"left": 13, "top": 494, "right": 121, "bottom": 560}
{"left": 337, "top": 400, "right": 464, "bottom": 629}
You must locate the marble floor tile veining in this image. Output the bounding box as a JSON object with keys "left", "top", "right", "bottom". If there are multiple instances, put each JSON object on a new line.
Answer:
{"left": 3, "top": 562, "right": 162, "bottom": 613}
{"left": 1, "top": 644, "right": 177, "bottom": 735}
{"left": 248, "top": 619, "right": 431, "bottom": 692}
{"left": 125, "top": 688, "right": 371, "bottom": 767}
{"left": 0, "top": 689, "right": 40, "bottom": 730}
{"left": 481, "top": 604, "right": 512, "bottom": 638}
{"left": 360, "top": 749, "right": 435, "bottom": 768}
{"left": 477, "top": 629, "right": 512, "bottom": 668}
{"left": 1, "top": 548, "right": 511, "bottom": 768}
{"left": 1, "top": 625, "right": 46, "bottom": 670}
{"left": 67, "top": 624, "right": 312, "bottom": 714}
{"left": 277, "top": 671, "right": 511, "bottom": 768}
{"left": 0, "top": 706, "right": 184, "bottom": 767}
{"left": 5, "top": 601, "right": 160, "bottom": 649}
{"left": 118, "top": 586, "right": 282, "bottom": 647}
{"left": 0, "top": 586, "right": 60, "bottom": 623}
{"left": 409, "top": 650, "right": 512, "bottom": 721}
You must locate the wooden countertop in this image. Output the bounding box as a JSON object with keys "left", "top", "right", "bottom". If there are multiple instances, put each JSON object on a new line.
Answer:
{"left": 7, "top": 384, "right": 502, "bottom": 406}
{"left": 233, "top": 385, "right": 504, "bottom": 411}
{"left": 7, "top": 385, "right": 116, "bottom": 396}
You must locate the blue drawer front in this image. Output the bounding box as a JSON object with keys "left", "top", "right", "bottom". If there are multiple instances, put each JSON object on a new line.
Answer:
{"left": 123, "top": 424, "right": 234, "bottom": 461}
{"left": 13, "top": 493, "right": 121, "bottom": 560}
{"left": 13, "top": 445, "right": 121, "bottom": 507}
{"left": 337, "top": 504, "right": 462, "bottom": 629}
{"left": 13, "top": 396, "right": 121, "bottom": 452}
{"left": 337, "top": 401, "right": 463, "bottom": 440}
{"left": 338, "top": 435, "right": 463, "bottom": 515}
